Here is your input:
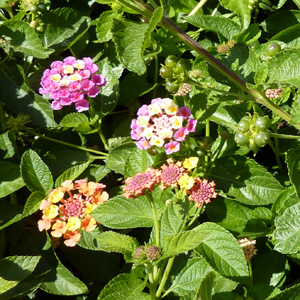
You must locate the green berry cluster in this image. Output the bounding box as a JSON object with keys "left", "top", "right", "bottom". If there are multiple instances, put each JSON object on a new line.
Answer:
{"left": 160, "top": 55, "right": 191, "bottom": 93}
{"left": 20, "top": 0, "right": 50, "bottom": 32}
{"left": 235, "top": 114, "right": 270, "bottom": 152}
{"left": 247, "top": 0, "right": 259, "bottom": 11}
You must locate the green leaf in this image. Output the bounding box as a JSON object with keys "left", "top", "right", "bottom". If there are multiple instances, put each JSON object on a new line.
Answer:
{"left": 0, "top": 132, "right": 15, "bottom": 159}
{"left": 43, "top": 7, "right": 91, "bottom": 51}
{"left": 60, "top": 113, "right": 90, "bottom": 128}
{"left": 267, "top": 49, "right": 300, "bottom": 88}
{"left": 80, "top": 164, "right": 110, "bottom": 182}
{"left": 119, "top": 73, "right": 154, "bottom": 107}
{"left": 0, "top": 161, "right": 25, "bottom": 198}
{"left": 41, "top": 262, "right": 89, "bottom": 296}
{"left": 159, "top": 201, "right": 186, "bottom": 248}
{"left": 96, "top": 57, "right": 124, "bottom": 115}
{"left": 0, "top": 67, "right": 57, "bottom": 127}
{"left": 0, "top": 20, "right": 53, "bottom": 58}
{"left": 55, "top": 160, "right": 92, "bottom": 188}
{"left": 206, "top": 198, "right": 253, "bottom": 234}
{"left": 106, "top": 143, "right": 137, "bottom": 174}
{"left": 271, "top": 24, "right": 300, "bottom": 47}
{"left": 79, "top": 231, "right": 139, "bottom": 262}
{"left": 253, "top": 250, "right": 287, "bottom": 286}
{"left": 91, "top": 195, "right": 154, "bottom": 229}
{"left": 196, "top": 223, "right": 249, "bottom": 285}
{"left": 112, "top": 18, "right": 149, "bottom": 75}
{"left": 184, "top": 15, "right": 240, "bottom": 40}
{"left": 166, "top": 257, "right": 213, "bottom": 297}
{"left": 260, "top": 10, "right": 300, "bottom": 34}
{"left": 267, "top": 282, "right": 300, "bottom": 300}
{"left": 0, "top": 191, "right": 45, "bottom": 230}
{"left": 124, "top": 148, "right": 154, "bottom": 177}
{"left": 273, "top": 203, "right": 300, "bottom": 254}
{"left": 97, "top": 272, "right": 147, "bottom": 300}
{"left": 195, "top": 271, "right": 216, "bottom": 300}
{"left": 20, "top": 149, "right": 53, "bottom": 193}
{"left": 291, "top": 92, "right": 300, "bottom": 125}
{"left": 0, "top": 0, "right": 14, "bottom": 9}
{"left": 96, "top": 11, "right": 122, "bottom": 43}
{"left": 286, "top": 146, "right": 300, "bottom": 198}
{"left": 235, "top": 23, "right": 261, "bottom": 44}
{"left": 219, "top": 0, "right": 251, "bottom": 30}
{"left": 0, "top": 256, "right": 40, "bottom": 294}
{"left": 209, "top": 103, "right": 249, "bottom": 130}
{"left": 208, "top": 156, "right": 283, "bottom": 205}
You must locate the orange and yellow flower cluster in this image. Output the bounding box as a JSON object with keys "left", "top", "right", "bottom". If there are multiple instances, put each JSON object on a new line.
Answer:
{"left": 38, "top": 179, "right": 109, "bottom": 247}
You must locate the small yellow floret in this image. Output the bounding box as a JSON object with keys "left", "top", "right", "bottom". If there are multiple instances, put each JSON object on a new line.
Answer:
{"left": 178, "top": 174, "right": 195, "bottom": 190}
{"left": 67, "top": 216, "right": 81, "bottom": 231}
{"left": 183, "top": 157, "right": 199, "bottom": 170}
{"left": 44, "top": 205, "right": 59, "bottom": 219}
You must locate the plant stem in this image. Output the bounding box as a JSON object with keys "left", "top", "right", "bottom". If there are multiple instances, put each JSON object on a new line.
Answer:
{"left": 98, "top": 119, "right": 108, "bottom": 149}
{"left": 156, "top": 256, "right": 175, "bottom": 298}
{"left": 25, "top": 129, "right": 109, "bottom": 157}
{"left": 188, "top": 0, "right": 208, "bottom": 16}
{"left": 248, "top": 259, "right": 253, "bottom": 287}
{"left": 146, "top": 193, "right": 160, "bottom": 246}
{"left": 269, "top": 132, "right": 300, "bottom": 140}
{"left": 0, "top": 102, "right": 7, "bottom": 132}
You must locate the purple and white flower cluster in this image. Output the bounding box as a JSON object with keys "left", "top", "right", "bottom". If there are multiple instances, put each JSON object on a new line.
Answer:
{"left": 39, "top": 56, "right": 106, "bottom": 112}
{"left": 130, "top": 98, "right": 197, "bottom": 154}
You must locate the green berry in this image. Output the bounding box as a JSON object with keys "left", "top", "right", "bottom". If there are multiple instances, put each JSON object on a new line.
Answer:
{"left": 249, "top": 0, "right": 256, "bottom": 5}
{"left": 37, "top": 3, "right": 47, "bottom": 12}
{"left": 36, "top": 25, "right": 44, "bottom": 32}
{"left": 147, "top": 147, "right": 157, "bottom": 156}
{"left": 29, "top": 5, "right": 38, "bottom": 13}
{"left": 173, "top": 59, "right": 190, "bottom": 74}
{"left": 235, "top": 132, "right": 249, "bottom": 146}
{"left": 267, "top": 43, "right": 281, "bottom": 56}
{"left": 196, "top": 148, "right": 206, "bottom": 157}
{"left": 254, "top": 131, "right": 270, "bottom": 147}
{"left": 165, "top": 55, "right": 179, "bottom": 68}
{"left": 159, "top": 66, "right": 173, "bottom": 79}
{"left": 255, "top": 116, "right": 270, "bottom": 131}
{"left": 237, "top": 119, "right": 251, "bottom": 133}
{"left": 165, "top": 80, "right": 179, "bottom": 93}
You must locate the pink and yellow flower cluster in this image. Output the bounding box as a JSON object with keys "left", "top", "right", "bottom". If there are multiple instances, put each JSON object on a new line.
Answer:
{"left": 123, "top": 157, "right": 217, "bottom": 207}
{"left": 130, "top": 98, "right": 197, "bottom": 154}
{"left": 39, "top": 56, "right": 106, "bottom": 112}
{"left": 38, "top": 179, "right": 109, "bottom": 247}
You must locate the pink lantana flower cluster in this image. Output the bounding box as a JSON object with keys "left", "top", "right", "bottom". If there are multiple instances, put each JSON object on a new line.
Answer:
{"left": 38, "top": 179, "right": 109, "bottom": 247}
{"left": 123, "top": 157, "right": 217, "bottom": 207}
{"left": 130, "top": 98, "right": 197, "bottom": 154}
{"left": 39, "top": 56, "right": 106, "bottom": 112}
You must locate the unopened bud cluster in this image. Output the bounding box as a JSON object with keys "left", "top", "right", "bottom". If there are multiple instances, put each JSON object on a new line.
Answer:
{"left": 238, "top": 238, "right": 257, "bottom": 262}
{"left": 265, "top": 88, "right": 283, "bottom": 99}
{"left": 234, "top": 113, "right": 270, "bottom": 153}
{"left": 133, "top": 245, "right": 161, "bottom": 261}
{"left": 217, "top": 40, "right": 236, "bottom": 55}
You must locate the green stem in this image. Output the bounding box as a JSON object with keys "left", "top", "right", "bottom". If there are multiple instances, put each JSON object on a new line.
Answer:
{"left": 146, "top": 193, "right": 160, "bottom": 246}
{"left": 269, "top": 132, "right": 300, "bottom": 140}
{"left": 25, "top": 129, "right": 109, "bottom": 157}
{"left": 188, "top": 0, "right": 208, "bottom": 16}
{"left": 0, "top": 11, "right": 8, "bottom": 21}
{"left": 187, "top": 79, "right": 253, "bottom": 101}
{"left": 98, "top": 120, "right": 108, "bottom": 149}
{"left": 156, "top": 256, "right": 175, "bottom": 298}
{"left": 248, "top": 259, "right": 253, "bottom": 287}
{"left": 0, "top": 101, "right": 7, "bottom": 132}
{"left": 186, "top": 205, "right": 202, "bottom": 230}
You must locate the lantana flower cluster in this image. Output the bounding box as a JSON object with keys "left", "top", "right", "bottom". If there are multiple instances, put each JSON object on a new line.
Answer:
{"left": 123, "top": 157, "right": 217, "bottom": 207}
{"left": 130, "top": 98, "right": 197, "bottom": 154}
{"left": 38, "top": 179, "right": 109, "bottom": 247}
{"left": 39, "top": 56, "right": 106, "bottom": 112}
